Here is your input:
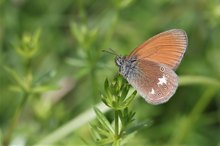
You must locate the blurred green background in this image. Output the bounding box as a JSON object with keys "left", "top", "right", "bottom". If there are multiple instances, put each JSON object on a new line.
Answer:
{"left": 0, "top": 0, "right": 220, "bottom": 145}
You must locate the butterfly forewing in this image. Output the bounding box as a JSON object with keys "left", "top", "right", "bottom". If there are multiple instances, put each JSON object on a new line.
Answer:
{"left": 128, "top": 29, "right": 187, "bottom": 70}
{"left": 125, "top": 59, "right": 178, "bottom": 105}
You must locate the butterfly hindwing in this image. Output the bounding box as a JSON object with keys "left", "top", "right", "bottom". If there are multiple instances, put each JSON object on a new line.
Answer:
{"left": 125, "top": 59, "right": 178, "bottom": 105}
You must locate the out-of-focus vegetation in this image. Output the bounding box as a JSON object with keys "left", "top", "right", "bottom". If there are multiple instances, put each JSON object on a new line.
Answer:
{"left": 0, "top": 0, "right": 220, "bottom": 145}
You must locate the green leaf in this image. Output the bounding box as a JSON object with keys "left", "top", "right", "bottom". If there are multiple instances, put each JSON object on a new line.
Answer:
{"left": 29, "top": 29, "right": 41, "bottom": 57}
{"left": 120, "top": 84, "right": 129, "bottom": 100}
{"left": 122, "top": 90, "right": 137, "bottom": 107}
{"left": 94, "top": 107, "right": 114, "bottom": 134}
{"left": 90, "top": 122, "right": 114, "bottom": 145}
{"left": 96, "top": 137, "right": 115, "bottom": 145}
{"left": 104, "top": 78, "right": 109, "bottom": 92}
{"left": 8, "top": 85, "right": 23, "bottom": 93}
{"left": 113, "top": 0, "right": 134, "bottom": 9}
{"left": 32, "top": 29, "right": 41, "bottom": 45}
{"left": 74, "top": 67, "right": 90, "bottom": 79}
{"left": 34, "top": 70, "right": 56, "bottom": 84}
{"left": 32, "top": 85, "right": 59, "bottom": 94}
{"left": 4, "top": 66, "right": 26, "bottom": 91}
{"left": 65, "top": 57, "right": 87, "bottom": 67}
{"left": 112, "top": 138, "right": 121, "bottom": 146}
{"left": 100, "top": 94, "right": 108, "bottom": 106}
{"left": 91, "top": 124, "right": 112, "bottom": 137}
{"left": 70, "top": 22, "right": 85, "bottom": 45}
{"left": 123, "top": 120, "right": 153, "bottom": 136}
{"left": 118, "top": 108, "right": 135, "bottom": 127}
{"left": 14, "top": 29, "right": 41, "bottom": 59}
{"left": 120, "top": 131, "right": 137, "bottom": 146}
{"left": 90, "top": 124, "right": 102, "bottom": 140}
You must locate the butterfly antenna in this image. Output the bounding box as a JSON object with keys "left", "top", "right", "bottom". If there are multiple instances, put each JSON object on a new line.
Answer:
{"left": 102, "top": 48, "right": 118, "bottom": 56}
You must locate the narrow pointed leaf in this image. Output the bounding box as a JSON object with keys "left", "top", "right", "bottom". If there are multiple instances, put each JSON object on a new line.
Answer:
{"left": 104, "top": 78, "right": 109, "bottom": 92}
{"left": 123, "top": 91, "right": 137, "bottom": 107}
{"left": 32, "top": 85, "right": 59, "bottom": 93}
{"left": 123, "top": 120, "right": 153, "bottom": 136}
{"left": 4, "top": 66, "right": 26, "bottom": 91}
{"left": 94, "top": 107, "right": 114, "bottom": 134}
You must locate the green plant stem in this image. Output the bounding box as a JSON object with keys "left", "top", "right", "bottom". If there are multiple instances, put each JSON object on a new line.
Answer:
{"left": 90, "top": 67, "right": 98, "bottom": 99}
{"left": 3, "top": 93, "right": 29, "bottom": 146}
{"left": 3, "top": 57, "right": 32, "bottom": 146}
{"left": 113, "top": 110, "right": 120, "bottom": 146}
{"left": 115, "top": 110, "right": 119, "bottom": 137}
{"left": 179, "top": 75, "right": 220, "bottom": 87}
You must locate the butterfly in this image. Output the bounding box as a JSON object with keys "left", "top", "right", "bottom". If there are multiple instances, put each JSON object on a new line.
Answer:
{"left": 114, "top": 29, "right": 188, "bottom": 105}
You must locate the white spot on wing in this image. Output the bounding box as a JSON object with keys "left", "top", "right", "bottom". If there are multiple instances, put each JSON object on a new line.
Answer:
{"left": 157, "top": 75, "right": 167, "bottom": 86}
{"left": 150, "top": 88, "right": 155, "bottom": 95}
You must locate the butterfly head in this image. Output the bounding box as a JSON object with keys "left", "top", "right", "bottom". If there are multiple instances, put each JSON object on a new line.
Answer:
{"left": 115, "top": 56, "right": 125, "bottom": 67}
{"left": 115, "top": 56, "right": 138, "bottom": 79}
{"left": 115, "top": 56, "right": 127, "bottom": 76}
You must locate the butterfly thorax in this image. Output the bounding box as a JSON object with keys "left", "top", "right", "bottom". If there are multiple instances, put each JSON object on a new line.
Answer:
{"left": 115, "top": 56, "right": 138, "bottom": 78}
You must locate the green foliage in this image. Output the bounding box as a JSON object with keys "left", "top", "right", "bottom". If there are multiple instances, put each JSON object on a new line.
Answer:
{"left": 1, "top": 30, "right": 58, "bottom": 146}
{"left": 14, "top": 29, "right": 41, "bottom": 59}
{"left": 91, "top": 77, "right": 151, "bottom": 146}
{"left": 101, "top": 77, "right": 136, "bottom": 110}
{"left": 1, "top": 0, "right": 220, "bottom": 146}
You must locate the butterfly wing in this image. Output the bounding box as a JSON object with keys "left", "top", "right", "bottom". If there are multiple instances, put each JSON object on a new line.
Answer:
{"left": 125, "top": 59, "right": 178, "bottom": 105}
{"left": 128, "top": 29, "right": 187, "bottom": 70}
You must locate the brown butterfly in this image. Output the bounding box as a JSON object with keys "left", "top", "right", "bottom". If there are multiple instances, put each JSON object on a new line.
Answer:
{"left": 114, "top": 29, "right": 188, "bottom": 105}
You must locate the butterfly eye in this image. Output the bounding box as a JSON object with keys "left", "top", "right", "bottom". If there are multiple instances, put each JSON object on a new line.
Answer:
{"left": 130, "top": 57, "right": 137, "bottom": 63}
{"left": 115, "top": 57, "right": 123, "bottom": 66}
